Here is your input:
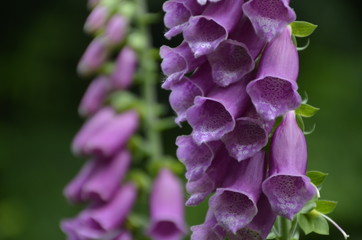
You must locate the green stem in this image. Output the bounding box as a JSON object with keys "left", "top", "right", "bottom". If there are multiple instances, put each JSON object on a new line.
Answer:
{"left": 279, "top": 217, "right": 291, "bottom": 240}
{"left": 136, "top": 0, "right": 163, "bottom": 160}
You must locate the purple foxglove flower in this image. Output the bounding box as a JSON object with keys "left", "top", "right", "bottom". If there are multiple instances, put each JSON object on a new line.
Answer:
{"left": 64, "top": 159, "right": 99, "bottom": 204}
{"left": 114, "top": 231, "right": 132, "bottom": 240}
{"left": 186, "top": 78, "right": 251, "bottom": 144}
{"left": 229, "top": 194, "right": 276, "bottom": 240}
{"left": 163, "top": 0, "right": 205, "bottom": 39}
{"left": 209, "top": 151, "right": 265, "bottom": 233}
{"left": 105, "top": 15, "right": 128, "bottom": 45}
{"left": 82, "top": 150, "right": 131, "bottom": 202}
{"left": 183, "top": 0, "right": 244, "bottom": 57}
{"left": 176, "top": 135, "right": 216, "bottom": 181}
{"left": 186, "top": 144, "right": 233, "bottom": 206}
{"left": 61, "top": 183, "right": 137, "bottom": 239}
{"left": 247, "top": 26, "right": 301, "bottom": 120}
{"left": 243, "top": 0, "right": 296, "bottom": 42}
{"left": 207, "top": 39, "right": 255, "bottom": 87}
{"left": 262, "top": 111, "right": 316, "bottom": 219}
{"left": 191, "top": 209, "right": 226, "bottom": 240}
{"left": 148, "top": 169, "right": 187, "bottom": 240}
{"left": 72, "top": 107, "right": 115, "bottom": 156}
{"left": 169, "top": 63, "right": 215, "bottom": 124}
{"left": 77, "top": 37, "right": 108, "bottom": 76}
{"left": 221, "top": 106, "right": 274, "bottom": 161}
{"left": 78, "top": 76, "right": 110, "bottom": 117}
{"left": 110, "top": 46, "right": 137, "bottom": 90}
{"left": 84, "top": 110, "right": 139, "bottom": 158}
{"left": 84, "top": 5, "right": 109, "bottom": 34}
{"left": 160, "top": 42, "right": 206, "bottom": 90}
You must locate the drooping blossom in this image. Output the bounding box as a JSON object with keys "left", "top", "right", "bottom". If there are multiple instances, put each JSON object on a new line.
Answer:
{"left": 209, "top": 151, "right": 265, "bottom": 233}
{"left": 191, "top": 209, "right": 226, "bottom": 240}
{"left": 105, "top": 14, "right": 128, "bottom": 45}
{"left": 84, "top": 5, "right": 109, "bottom": 34}
{"left": 262, "top": 111, "right": 316, "bottom": 219}
{"left": 148, "top": 169, "right": 187, "bottom": 240}
{"left": 247, "top": 26, "right": 301, "bottom": 120}
{"left": 110, "top": 46, "right": 137, "bottom": 90}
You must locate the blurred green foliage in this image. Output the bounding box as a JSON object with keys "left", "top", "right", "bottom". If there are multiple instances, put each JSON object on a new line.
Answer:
{"left": 0, "top": 0, "right": 361, "bottom": 239}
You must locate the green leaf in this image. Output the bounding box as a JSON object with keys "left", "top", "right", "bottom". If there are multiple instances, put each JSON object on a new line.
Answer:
{"left": 295, "top": 103, "right": 320, "bottom": 118}
{"left": 307, "top": 171, "right": 328, "bottom": 186}
{"left": 266, "top": 232, "right": 277, "bottom": 239}
{"left": 315, "top": 200, "right": 338, "bottom": 214}
{"left": 298, "top": 211, "right": 329, "bottom": 235}
{"left": 290, "top": 21, "right": 318, "bottom": 38}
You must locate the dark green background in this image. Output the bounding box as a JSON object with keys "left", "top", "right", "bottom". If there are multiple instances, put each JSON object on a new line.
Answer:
{"left": 0, "top": 0, "right": 361, "bottom": 239}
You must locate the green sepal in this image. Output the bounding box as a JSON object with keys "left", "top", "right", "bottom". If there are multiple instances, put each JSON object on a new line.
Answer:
{"left": 127, "top": 31, "right": 148, "bottom": 51}
{"left": 148, "top": 156, "right": 185, "bottom": 177}
{"left": 125, "top": 213, "right": 149, "bottom": 232}
{"left": 290, "top": 21, "right": 318, "bottom": 38}
{"left": 315, "top": 200, "right": 338, "bottom": 214}
{"left": 307, "top": 171, "right": 328, "bottom": 186}
{"left": 295, "top": 103, "right": 320, "bottom": 118}
{"left": 266, "top": 231, "right": 277, "bottom": 239}
{"left": 298, "top": 210, "right": 329, "bottom": 235}
{"left": 299, "top": 199, "right": 317, "bottom": 214}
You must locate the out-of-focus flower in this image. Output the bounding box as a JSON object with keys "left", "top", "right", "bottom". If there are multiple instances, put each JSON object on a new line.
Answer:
{"left": 110, "top": 47, "right": 137, "bottom": 90}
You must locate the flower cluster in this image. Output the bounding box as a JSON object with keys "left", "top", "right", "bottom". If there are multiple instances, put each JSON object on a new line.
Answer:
{"left": 162, "top": 0, "right": 316, "bottom": 239}
{"left": 61, "top": 0, "right": 188, "bottom": 239}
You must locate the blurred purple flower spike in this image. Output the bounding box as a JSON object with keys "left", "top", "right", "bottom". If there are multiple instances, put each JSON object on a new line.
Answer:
{"left": 247, "top": 26, "right": 301, "bottom": 120}
{"left": 78, "top": 76, "right": 109, "bottom": 117}
{"left": 84, "top": 5, "right": 109, "bottom": 34}
{"left": 84, "top": 110, "right": 139, "bottom": 158}
{"left": 77, "top": 37, "right": 108, "bottom": 76}
{"left": 105, "top": 14, "right": 128, "bottom": 45}
{"left": 110, "top": 46, "right": 137, "bottom": 90}
{"left": 262, "top": 111, "right": 316, "bottom": 219}
{"left": 61, "top": 183, "right": 137, "bottom": 240}
{"left": 148, "top": 169, "right": 187, "bottom": 240}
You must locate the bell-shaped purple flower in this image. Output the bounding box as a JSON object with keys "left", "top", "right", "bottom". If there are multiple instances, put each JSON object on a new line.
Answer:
{"left": 64, "top": 159, "right": 99, "bottom": 204}
{"left": 84, "top": 5, "right": 109, "bottom": 34}
{"left": 61, "top": 183, "right": 137, "bottom": 239}
{"left": 186, "top": 144, "right": 233, "bottom": 206}
{"left": 77, "top": 37, "right": 108, "bottom": 76}
{"left": 229, "top": 194, "right": 276, "bottom": 240}
{"left": 148, "top": 169, "right": 187, "bottom": 240}
{"left": 169, "top": 63, "right": 215, "bottom": 124}
{"left": 64, "top": 150, "right": 131, "bottom": 204}
{"left": 105, "top": 14, "right": 128, "bottom": 45}
{"left": 176, "top": 135, "right": 215, "bottom": 181}
{"left": 183, "top": 0, "right": 244, "bottom": 57}
{"left": 82, "top": 150, "right": 131, "bottom": 202}
{"left": 221, "top": 107, "right": 274, "bottom": 162}
{"left": 160, "top": 42, "right": 206, "bottom": 90}
{"left": 163, "top": 0, "right": 205, "bottom": 39}
{"left": 72, "top": 107, "right": 115, "bottom": 156}
{"left": 243, "top": 0, "right": 296, "bottom": 42}
{"left": 186, "top": 78, "right": 250, "bottom": 144}
{"left": 84, "top": 110, "right": 138, "bottom": 158}
{"left": 207, "top": 39, "right": 255, "bottom": 87}
{"left": 209, "top": 151, "right": 265, "bottom": 233}
{"left": 110, "top": 46, "right": 137, "bottom": 90}
{"left": 191, "top": 209, "right": 226, "bottom": 240}
{"left": 247, "top": 26, "right": 301, "bottom": 120}
{"left": 262, "top": 111, "right": 316, "bottom": 219}
{"left": 78, "top": 76, "right": 110, "bottom": 117}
